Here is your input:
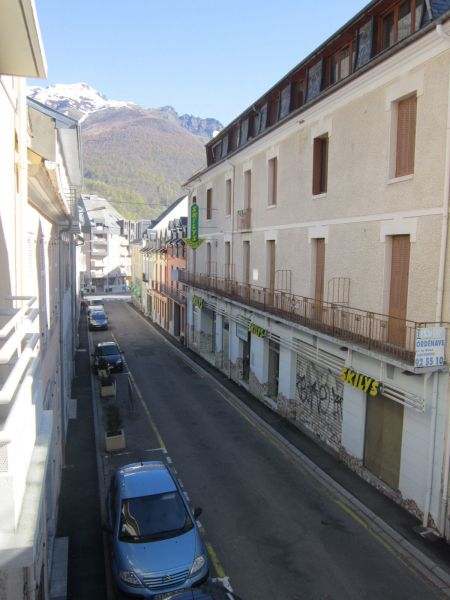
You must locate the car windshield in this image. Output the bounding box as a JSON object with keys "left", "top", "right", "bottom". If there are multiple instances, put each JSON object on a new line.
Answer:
{"left": 99, "top": 346, "right": 119, "bottom": 356}
{"left": 118, "top": 491, "right": 193, "bottom": 543}
{"left": 91, "top": 311, "right": 106, "bottom": 319}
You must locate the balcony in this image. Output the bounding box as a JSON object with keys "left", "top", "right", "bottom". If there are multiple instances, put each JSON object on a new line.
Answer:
{"left": 237, "top": 208, "right": 251, "bottom": 231}
{"left": 179, "top": 272, "right": 448, "bottom": 367}
{"left": 160, "top": 283, "right": 187, "bottom": 304}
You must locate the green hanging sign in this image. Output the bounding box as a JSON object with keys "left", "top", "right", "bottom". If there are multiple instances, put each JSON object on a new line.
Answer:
{"left": 191, "top": 203, "right": 199, "bottom": 242}
{"left": 185, "top": 202, "right": 204, "bottom": 249}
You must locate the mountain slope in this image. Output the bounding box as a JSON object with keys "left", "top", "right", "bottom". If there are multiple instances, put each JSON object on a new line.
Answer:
{"left": 82, "top": 106, "right": 206, "bottom": 219}
{"left": 28, "top": 83, "right": 221, "bottom": 219}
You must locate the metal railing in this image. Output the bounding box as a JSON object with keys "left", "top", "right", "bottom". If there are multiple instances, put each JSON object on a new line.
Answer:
{"left": 179, "top": 271, "right": 448, "bottom": 365}
{"left": 160, "top": 283, "right": 187, "bottom": 304}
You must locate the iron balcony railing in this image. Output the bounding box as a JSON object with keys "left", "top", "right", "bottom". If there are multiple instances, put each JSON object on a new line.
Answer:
{"left": 179, "top": 271, "right": 448, "bottom": 366}
{"left": 160, "top": 283, "right": 187, "bottom": 304}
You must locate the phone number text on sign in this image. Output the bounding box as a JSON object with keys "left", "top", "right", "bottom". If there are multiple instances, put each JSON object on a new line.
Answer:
{"left": 415, "top": 327, "right": 446, "bottom": 368}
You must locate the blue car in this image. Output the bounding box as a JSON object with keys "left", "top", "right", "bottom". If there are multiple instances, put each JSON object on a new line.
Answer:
{"left": 88, "top": 310, "right": 108, "bottom": 331}
{"left": 105, "top": 461, "right": 209, "bottom": 598}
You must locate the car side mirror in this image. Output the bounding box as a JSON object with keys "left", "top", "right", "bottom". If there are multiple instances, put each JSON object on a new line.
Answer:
{"left": 193, "top": 507, "right": 202, "bottom": 519}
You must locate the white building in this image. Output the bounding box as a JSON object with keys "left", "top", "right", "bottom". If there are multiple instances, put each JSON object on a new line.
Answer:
{"left": 0, "top": 2, "right": 82, "bottom": 597}
{"left": 79, "top": 195, "right": 131, "bottom": 294}
{"left": 183, "top": 0, "right": 450, "bottom": 538}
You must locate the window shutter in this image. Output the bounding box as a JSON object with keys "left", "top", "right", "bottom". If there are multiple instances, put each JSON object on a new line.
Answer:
{"left": 396, "top": 96, "right": 417, "bottom": 177}
{"left": 312, "top": 138, "right": 322, "bottom": 194}
{"left": 315, "top": 239, "right": 325, "bottom": 303}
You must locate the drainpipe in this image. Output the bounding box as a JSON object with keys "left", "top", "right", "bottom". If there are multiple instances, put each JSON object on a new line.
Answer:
{"left": 434, "top": 23, "right": 450, "bottom": 537}
{"left": 435, "top": 24, "right": 450, "bottom": 324}
{"left": 423, "top": 371, "right": 440, "bottom": 528}
{"left": 58, "top": 217, "right": 72, "bottom": 460}
{"left": 227, "top": 160, "right": 237, "bottom": 380}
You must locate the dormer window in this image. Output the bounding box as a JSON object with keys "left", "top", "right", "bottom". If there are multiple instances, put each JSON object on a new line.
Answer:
{"left": 330, "top": 44, "right": 353, "bottom": 84}
{"left": 379, "top": 0, "right": 424, "bottom": 51}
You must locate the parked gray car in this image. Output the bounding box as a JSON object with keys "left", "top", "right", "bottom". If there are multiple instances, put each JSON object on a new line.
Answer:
{"left": 105, "top": 461, "right": 209, "bottom": 598}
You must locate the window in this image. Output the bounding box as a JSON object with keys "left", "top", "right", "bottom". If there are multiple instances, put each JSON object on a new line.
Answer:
{"left": 267, "top": 94, "right": 279, "bottom": 127}
{"left": 225, "top": 179, "right": 232, "bottom": 216}
{"left": 312, "top": 135, "right": 328, "bottom": 195}
{"left": 329, "top": 44, "right": 352, "bottom": 85}
{"left": 268, "top": 157, "right": 278, "bottom": 206}
{"left": 206, "top": 189, "right": 212, "bottom": 220}
{"left": 380, "top": 0, "right": 423, "bottom": 51}
{"left": 291, "top": 78, "right": 306, "bottom": 110}
{"left": 212, "top": 141, "right": 222, "bottom": 162}
{"left": 395, "top": 95, "right": 417, "bottom": 177}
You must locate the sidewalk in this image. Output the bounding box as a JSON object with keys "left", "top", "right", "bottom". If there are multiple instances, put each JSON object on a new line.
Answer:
{"left": 54, "top": 317, "right": 106, "bottom": 599}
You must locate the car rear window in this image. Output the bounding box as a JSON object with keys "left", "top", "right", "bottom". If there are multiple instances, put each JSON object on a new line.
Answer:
{"left": 99, "top": 346, "right": 119, "bottom": 356}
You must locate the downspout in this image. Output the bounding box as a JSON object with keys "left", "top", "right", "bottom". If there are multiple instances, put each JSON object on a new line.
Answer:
{"left": 435, "top": 24, "right": 450, "bottom": 324}
{"left": 434, "top": 23, "right": 450, "bottom": 536}
{"left": 227, "top": 160, "right": 237, "bottom": 380}
{"left": 423, "top": 371, "right": 439, "bottom": 528}
{"left": 58, "top": 216, "right": 72, "bottom": 459}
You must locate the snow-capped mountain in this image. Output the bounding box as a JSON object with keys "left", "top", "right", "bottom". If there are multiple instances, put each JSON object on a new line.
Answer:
{"left": 26, "top": 82, "right": 223, "bottom": 220}
{"left": 27, "top": 83, "right": 223, "bottom": 138}
{"left": 27, "top": 82, "right": 135, "bottom": 121}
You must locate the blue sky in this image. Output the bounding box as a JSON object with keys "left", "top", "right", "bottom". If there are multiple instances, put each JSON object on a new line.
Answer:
{"left": 32, "top": 0, "right": 369, "bottom": 126}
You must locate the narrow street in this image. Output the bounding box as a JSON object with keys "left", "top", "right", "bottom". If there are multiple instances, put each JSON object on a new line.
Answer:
{"left": 87, "top": 299, "right": 446, "bottom": 600}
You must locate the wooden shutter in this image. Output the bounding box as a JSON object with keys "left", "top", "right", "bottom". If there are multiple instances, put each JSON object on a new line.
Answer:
{"left": 312, "top": 137, "right": 328, "bottom": 195}
{"left": 207, "top": 189, "right": 212, "bottom": 219}
{"left": 388, "top": 235, "right": 410, "bottom": 345}
{"left": 312, "top": 138, "right": 322, "bottom": 195}
{"left": 244, "top": 170, "right": 251, "bottom": 209}
{"left": 269, "top": 157, "right": 277, "bottom": 205}
{"left": 396, "top": 96, "right": 417, "bottom": 177}
{"left": 243, "top": 241, "right": 250, "bottom": 284}
{"left": 315, "top": 239, "right": 325, "bottom": 302}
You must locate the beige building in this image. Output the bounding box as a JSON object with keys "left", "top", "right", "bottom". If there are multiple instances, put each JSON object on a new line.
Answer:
{"left": 0, "top": 2, "right": 82, "bottom": 598}
{"left": 183, "top": 0, "right": 450, "bottom": 538}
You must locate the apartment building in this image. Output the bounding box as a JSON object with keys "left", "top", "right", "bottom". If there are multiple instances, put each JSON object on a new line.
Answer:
{"left": 142, "top": 218, "right": 188, "bottom": 337}
{"left": 131, "top": 196, "right": 188, "bottom": 336}
{"left": 182, "top": 0, "right": 450, "bottom": 538}
{"left": 79, "top": 195, "right": 131, "bottom": 294}
{"left": 0, "top": 2, "right": 82, "bottom": 597}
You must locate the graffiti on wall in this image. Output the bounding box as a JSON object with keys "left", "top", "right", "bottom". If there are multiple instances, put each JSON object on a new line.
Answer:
{"left": 296, "top": 361, "right": 343, "bottom": 420}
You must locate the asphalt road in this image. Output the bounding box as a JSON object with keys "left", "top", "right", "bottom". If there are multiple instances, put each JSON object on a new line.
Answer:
{"left": 92, "top": 299, "right": 443, "bottom": 600}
